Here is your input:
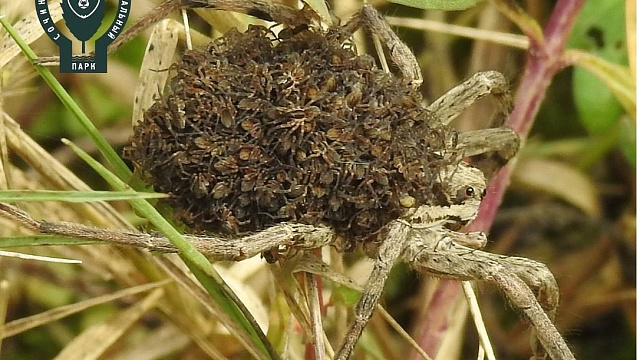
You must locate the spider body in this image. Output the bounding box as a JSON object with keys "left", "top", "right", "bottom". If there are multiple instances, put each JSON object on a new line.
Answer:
{"left": 115, "top": 4, "right": 575, "bottom": 359}
{"left": 0, "top": 2, "right": 575, "bottom": 360}
{"left": 125, "top": 24, "right": 459, "bottom": 243}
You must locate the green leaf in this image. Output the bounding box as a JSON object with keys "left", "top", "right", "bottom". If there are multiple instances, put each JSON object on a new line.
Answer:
{"left": 572, "top": 66, "right": 624, "bottom": 134}
{"left": 386, "top": 0, "right": 485, "bottom": 10}
{"left": 618, "top": 116, "right": 636, "bottom": 168}
{"left": 568, "top": 0, "right": 629, "bottom": 134}
{"left": 568, "top": 0, "right": 627, "bottom": 57}
{"left": 567, "top": 50, "right": 635, "bottom": 122}
{"left": 0, "top": 190, "right": 166, "bottom": 203}
{"left": 331, "top": 285, "right": 361, "bottom": 307}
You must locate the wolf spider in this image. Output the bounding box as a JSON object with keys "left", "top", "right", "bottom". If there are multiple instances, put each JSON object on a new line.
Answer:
{"left": 0, "top": 1, "right": 575, "bottom": 360}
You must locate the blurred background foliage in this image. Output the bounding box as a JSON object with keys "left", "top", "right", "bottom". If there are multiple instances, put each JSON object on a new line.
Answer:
{"left": 0, "top": 0, "right": 635, "bottom": 359}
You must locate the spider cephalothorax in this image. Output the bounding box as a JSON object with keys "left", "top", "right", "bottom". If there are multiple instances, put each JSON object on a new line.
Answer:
{"left": 125, "top": 24, "right": 457, "bottom": 242}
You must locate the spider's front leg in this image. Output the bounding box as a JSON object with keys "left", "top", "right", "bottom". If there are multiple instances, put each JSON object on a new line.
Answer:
{"left": 429, "top": 71, "right": 521, "bottom": 176}
{"left": 428, "top": 71, "right": 513, "bottom": 127}
{"left": 409, "top": 67, "right": 521, "bottom": 181}
{"left": 343, "top": 7, "right": 520, "bottom": 175}
{"left": 403, "top": 231, "right": 575, "bottom": 360}
{"left": 341, "top": 4, "right": 423, "bottom": 88}
{"left": 334, "top": 221, "right": 412, "bottom": 360}
{"left": 335, "top": 163, "right": 488, "bottom": 360}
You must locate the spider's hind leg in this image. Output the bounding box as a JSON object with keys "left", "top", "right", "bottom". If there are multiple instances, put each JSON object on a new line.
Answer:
{"left": 404, "top": 232, "right": 575, "bottom": 360}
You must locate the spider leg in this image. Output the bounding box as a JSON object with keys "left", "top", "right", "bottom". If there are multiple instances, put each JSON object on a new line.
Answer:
{"left": 109, "top": 0, "right": 319, "bottom": 54}
{"left": 335, "top": 221, "right": 411, "bottom": 360}
{"left": 108, "top": 0, "right": 185, "bottom": 55}
{"left": 341, "top": 5, "right": 423, "bottom": 88}
{"left": 404, "top": 231, "right": 575, "bottom": 360}
{"left": 428, "top": 70, "right": 513, "bottom": 127}
{"left": 185, "top": 0, "right": 318, "bottom": 25}
{"left": 428, "top": 227, "right": 487, "bottom": 249}
{"left": 0, "top": 203, "right": 334, "bottom": 262}
{"left": 428, "top": 71, "right": 519, "bottom": 176}
{"left": 456, "top": 127, "right": 520, "bottom": 177}
{"left": 456, "top": 127, "right": 519, "bottom": 158}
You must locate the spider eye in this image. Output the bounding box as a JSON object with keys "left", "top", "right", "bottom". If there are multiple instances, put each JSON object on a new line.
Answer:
{"left": 481, "top": 189, "right": 487, "bottom": 198}
{"left": 455, "top": 186, "right": 477, "bottom": 203}
{"left": 465, "top": 186, "right": 475, "bottom": 197}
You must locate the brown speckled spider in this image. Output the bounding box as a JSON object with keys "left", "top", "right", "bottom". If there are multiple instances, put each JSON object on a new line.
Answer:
{"left": 0, "top": 1, "right": 575, "bottom": 359}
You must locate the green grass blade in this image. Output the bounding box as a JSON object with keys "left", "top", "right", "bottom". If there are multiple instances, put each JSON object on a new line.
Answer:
{"left": 387, "top": 0, "right": 485, "bottom": 10}
{"left": 61, "top": 139, "right": 277, "bottom": 360}
{"left": 0, "top": 17, "right": 131, "bottom": 181}
{"left": 0, "top": 190, "right": 166, "bottom": 202}
{"left": 0, "top": 235, "right": 101, "bottom": 247}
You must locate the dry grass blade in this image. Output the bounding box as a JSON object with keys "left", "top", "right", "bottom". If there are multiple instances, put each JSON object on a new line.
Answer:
{"left": 131, "top": 19, "right": 179, "bottom": 127}
{"left": 462, "top": 281, "right": 496, "bottom": 360}
{"left": 303, "top": 0, "right": 333, "bottom": 24}
{"left": 268, "top": 264, "right": 315, "bottom": 351}
{"left": 0, "top": 280, "right": 8, "bottom": 355}
{"left": 2, "top": 280, "right": 170, "bottom": 338}
{"left": 385, "top": 16, "right": 529, "bottom": 49}
{"left": 513, "top": 158, "right": 601, "bottom": 218}
{"left": 0, "top": 3, "right": 63, "bottom": 67}
{"left": 306, "top": 272, "right": 326, "bottom": 359}
{"left": 293, "top": 254, "right": 434, "bottom": 360}
{"left": 154, "top": 257, "right": 272, "bottom": 360}
{"left": 626, "top": 0, "right": 635, "bottom": 79}
{"left": 2, "top": 113, "right": 130, "bottom": 229}
{"left": 0, "top": 250, "right": 81, "bottom": 263}
{"left": 0, "top": 87, "right": 8, "bottom": 191}
{"left": 109, "top": 325, "right": 192, "bottom": 360}
{"left": 53, "top": 288, "right": 165, "bottom": 360}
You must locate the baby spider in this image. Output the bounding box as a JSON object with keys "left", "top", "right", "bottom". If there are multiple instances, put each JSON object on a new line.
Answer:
{"left": 1, "top": 1, "right": 575, "bottom": 360}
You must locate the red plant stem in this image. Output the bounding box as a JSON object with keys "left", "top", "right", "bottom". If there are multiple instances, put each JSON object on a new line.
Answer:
{"left": 409, "top": 281, "right": 463, "bottom": 359}
{"left": 414, "top": 0, "right": 586, "bottom": 358}
{"left": 471, "top": 0, "right": 586, "bottom": 232}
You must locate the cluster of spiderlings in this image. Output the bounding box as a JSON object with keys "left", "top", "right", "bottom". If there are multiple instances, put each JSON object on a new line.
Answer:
{"left": 124, "top": 25, "right": 453, "bottom": 241}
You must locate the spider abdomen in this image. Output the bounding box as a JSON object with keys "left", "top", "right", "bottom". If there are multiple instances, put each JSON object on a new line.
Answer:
{"left": 125, "top": 25, "right": 453, "bottom": 239}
